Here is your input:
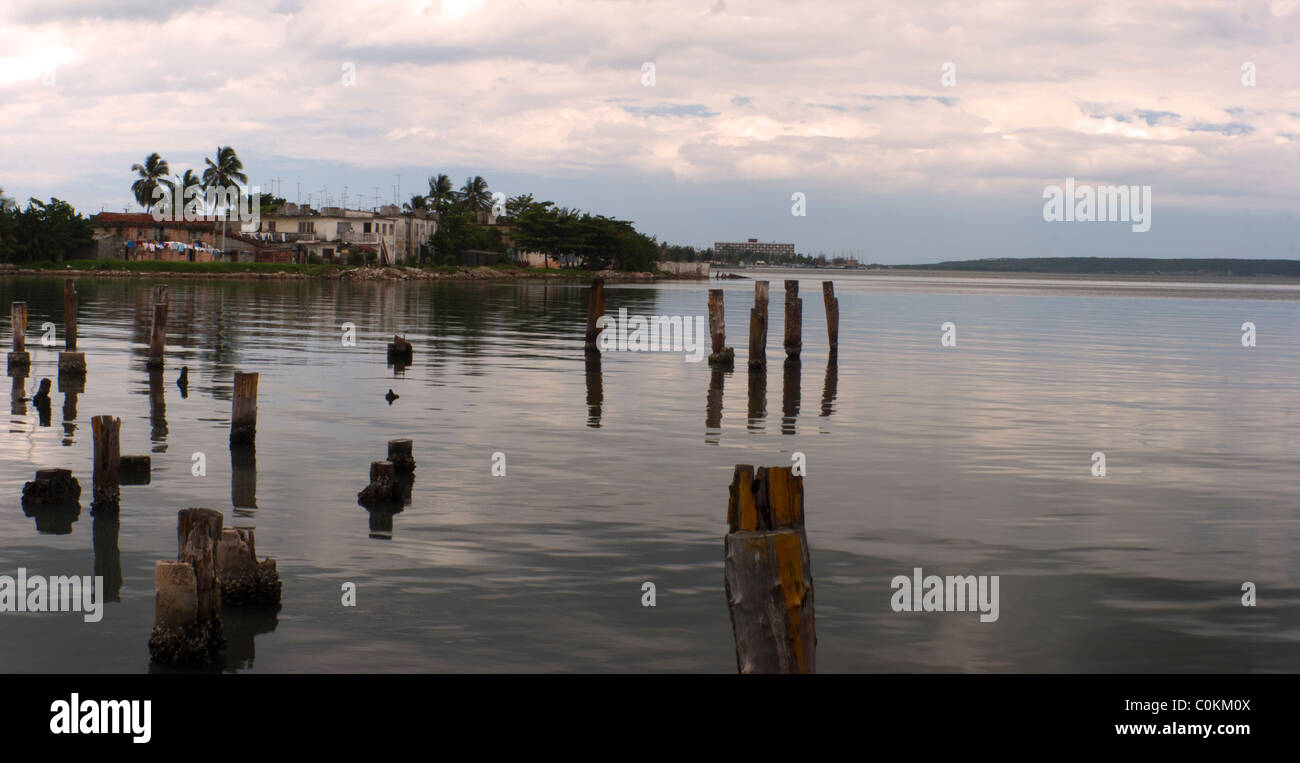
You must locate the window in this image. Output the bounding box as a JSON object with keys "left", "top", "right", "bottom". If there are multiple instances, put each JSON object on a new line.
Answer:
{"left": 363, "top": 222, "right": 371, "bottom": 233}
{"left": 298, "top": 221, "right": 314, "bottom": 233}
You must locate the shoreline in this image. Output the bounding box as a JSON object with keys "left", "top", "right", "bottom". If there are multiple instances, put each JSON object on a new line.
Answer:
{"left": 0, "top": 264, "right": 700, "bottom": 283}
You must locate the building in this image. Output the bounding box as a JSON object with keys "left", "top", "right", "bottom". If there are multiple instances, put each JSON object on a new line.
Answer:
{"left": 90, "top": 213, "right": 295, "bottom": 263}
{"left": 252, "top": 204, "right": 435, "bottom": 265}
{"left": 713, "top": 238, "right": 796, "bottom": 261}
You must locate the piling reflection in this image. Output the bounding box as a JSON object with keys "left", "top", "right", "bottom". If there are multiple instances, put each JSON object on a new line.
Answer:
{"left": 33, "top": 378, "right": 52, "bottom": 427}
{"left": 747, "top": 367, "right": 766, "bottom": 432}
{"left": 10, "top": 368, "right": 26, "bottom": 416}
{"left": 59, "top": 372, "right": 83, "bottom": 445}
{"left": 219, "top": 605, "right": 280, "bottom": 672}
{"left": 92, "top": 510, "right": 122, "bottom": 602}
{"left": 231, "top": 444, "right": 257, "bottom": 516}
{"left": 706, "top": 367, "right": 725, "bottom": 444}
{"left": 23, "top": 500, "right": 80, "bottom": 534}
{"left": 584, "top": 351, "right": 603, "bottom": 428}
{"left": 781, "top": 357, "right": 801, "bottom": 435}
{"left": 148, "top": 367, "right": 167, "bottom": 448}
{"left": 821, "top": 351, "right": 838, "bottom": 417}
{"left": 360, "top": 472, "right": 413, "bottom": 540}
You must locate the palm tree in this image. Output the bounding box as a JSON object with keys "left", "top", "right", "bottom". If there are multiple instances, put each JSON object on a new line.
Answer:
{"left": 427, "top": 174, "right": 455, "bottom": 209}
{"left": 0, "top": 187, "right": 16, "bottom": 212}
{"left": 460, "top": 175, "right": 491, "bottom": 222}
{"left": 178, "top": 169, "right": 203, "bottom": 217}
{"left": 131, "top": 153, "right": 171, "bottom": 213}
{"left": 403, "top": 194, "right": 428, "bottom": 214}
{"left": 201, "top": 146, "right": 248, "bottom": 252}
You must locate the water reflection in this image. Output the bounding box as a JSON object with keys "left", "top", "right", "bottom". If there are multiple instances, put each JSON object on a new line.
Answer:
{"left": 92, "top": 511, "right": 122, "bottom": 602}
{"left": 781, "top": 357, "right": 801, "bottom": 435}
{"left": 220, "top": 605, "right": 280, "bottom": 671}
{"left": 148, "top": 367, "right": 167, "bottom": 448}
{"left": 10, "top": 368, "right": 26, "bottom": 417}
{"left": 360, "top": 472, "right": 414, "bottom": 540}
{"left": 705, "top": 367, "right": 725, "bottom": 444}
{"left": 584, "top": 352, "right": 603, "bottom": 428}
{"left": 23, "top": 500, "right": 80, "bottom": 535}
{"left": 821, "top": 351, "right": 838, "bottom": 417}
{"left": 33, "top": 378, "right": 52, "bottom": 427}
{"left": 58, "top": 372, "right": 83, "bottom": 445}
{"left": 747, "top": 367, "right": 766, "bottom": 432}
{"left": 231, "top": 444, "right": 257, "bottom": 516}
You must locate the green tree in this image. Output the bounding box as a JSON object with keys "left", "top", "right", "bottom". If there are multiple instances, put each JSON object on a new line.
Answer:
{"left": 429, "top": 205, "right": 504, "bottom": 266}
{"left": 201, "top": 146, "right": 248, "bottom": 251}
{"left": 459, "top": 175, "right": 491, "bottom": 222}
{"left": 130, "top": 153, "right": 171, "bottom": 212}
{"left": 0, "top": 198, "right": 93, "bottom": 263}
{"left": 427, "top": 174, "right": 455, "bottom": 210}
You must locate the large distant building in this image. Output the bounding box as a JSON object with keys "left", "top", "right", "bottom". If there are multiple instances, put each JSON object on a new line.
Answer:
{"left": 714, "top": 238, "right": 796, "bottom": 260}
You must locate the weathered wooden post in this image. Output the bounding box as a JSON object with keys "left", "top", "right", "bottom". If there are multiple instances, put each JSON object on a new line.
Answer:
{"left": 387, "top": 334, "right": 413, "bottom": 363}
{"left": 90, "top": 415, "right": 120, "bottom": 512}
{"left": 8, "top": 301, "right": 29, "bottom": 371}
{"left": 148, "top": 508, "right": 224, "bottom": 666}
{"left": 21, "top": 468, "right": 82, "bottom": 506}
{"left": 146, "top": 286, "right": 168, "bottom": 369}
{"left": 822, "top": 281, "right": 839, "bottom": 352}
{"left": 215, "top": 527, "right": 281, "bottom": 606}
{"left": 724, "top": 465, "right": 815, "bottom": 673}
{"left": 748, "top": 281, "right": 769, "bottom": 371}
{"left": 230, "top": 371, "right": 258, "bottom": 445}
{"left": 387, "top": 439, "right": 415, "bottom": 472}
{"left": 707, "top": 289, "right": 734, "bottom": 366}
{"left": 584, "top": 278, "right": 605, "bottom": 352}
{"left": 358, "top": 460, "right": 404, "bottom": 506}
{"left": 59, "top": 280, "right": 85, "bottom": 374}
{"left": 783, "top": 280, "right": 802, "bottom": 359}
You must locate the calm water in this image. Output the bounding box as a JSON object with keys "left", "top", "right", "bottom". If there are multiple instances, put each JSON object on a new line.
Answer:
{"left": 1, "top": 270, "right": 1298, "bottom": 673}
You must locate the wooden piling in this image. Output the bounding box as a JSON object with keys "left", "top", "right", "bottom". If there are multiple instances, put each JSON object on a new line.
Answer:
{"left": 724, "top": 464, "right": 815, "bottom": 673}
{"left": 358, "top": 460, "right": 404, "bottom": 506}
{"left": 387, "top": 438, "right": 415, "bottom": 473}
{"left": 783, "top": 280, "right": 802, "bottom": 359}
{"left": 584, "top": 278, "right": 605, "bottom": 352}
{"left": 148, "top": 507, "right": 225, "bottom": 665}
{"left": 707, "top": 289, "right": 734, "bottom": 366}
{"left": 822, "top": 281, "right": 839, "bottom": 352}
{"left": 748, "top": 281, "right": 769, "bottom": 371}
{"left": 146, "top": 302, "right": 167, "bottom": 369}
{"left": 215, "top": 527, "right": 281, "bottom": 607}
{"left": 21, "top": 467, "right": 82, "bottom": 506}
{"left": 59, "top": 280, "right": 85, "bottom": 373}
{"left": 90, "top": 415, "right": 120, "bottom": 511}
{"left": 387, "top": 334, "right": 413, "bottom": 358}
{"left": 8, "top": 301, "right": 29, "bottom": 370}
{"left": 230, "top": 372, "right": 258, "bottom": 445}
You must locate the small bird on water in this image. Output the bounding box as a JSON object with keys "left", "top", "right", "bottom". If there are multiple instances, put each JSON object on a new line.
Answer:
{"left": 385, "top": 388, "right": 399, "bottom": 405}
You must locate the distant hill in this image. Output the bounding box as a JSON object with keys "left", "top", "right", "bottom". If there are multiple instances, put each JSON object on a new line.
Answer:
{"left": 889, "top": 257, "right": 1300, "bottom": 277}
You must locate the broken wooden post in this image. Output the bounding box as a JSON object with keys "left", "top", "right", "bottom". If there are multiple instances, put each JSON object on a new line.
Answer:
{"left": 584, "top": 278, "right": 605, "bottom": 352}
{"left": 21, "top": 468, "right": 82, "bottom": 506}
{"left": 146, "top": 286, "right": 168, "bottom": 369}
{"left": 90, "top": 415, "right": 120, "bottom": 512}
{"left": 783, "top": 280, "right": 802, "bottom": 359}
{"left": 724, "top": 465, "right": 815, "bottom": 674}
{"left": 216, "top": 527, "right": 281, "bottom": 607}
{"left": 8, "top": 301, "right": 29, "bottom": 371}
{"left": 358, "top": 460, "right": 404, "bottom": 506}
{"left": 822, "top": 281, "right": 839, "bottom": 352}
{"left": 120, "top": 455, "right": 152, "bottom": 485}
{"left": 230, "top": 371, "right": 258, "bottom": 445}
{"left": 148, "top": 508, "right": 224, "bottom": 666}
{"left": 707, "top": 289, "right": 734, "bottom": 366}
{"left": 59, "top": 280, "right": 85, "bottom": 374}
{"left": 387, "top": 439, "right": 415, "bottom": 473}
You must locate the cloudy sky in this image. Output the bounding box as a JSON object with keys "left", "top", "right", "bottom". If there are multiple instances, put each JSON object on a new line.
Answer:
{"left": 0, "top": 0, "right": 1297, "bottom": 262}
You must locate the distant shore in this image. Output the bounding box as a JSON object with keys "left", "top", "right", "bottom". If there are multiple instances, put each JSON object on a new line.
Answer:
{"left": 0, "top": 261, "right": 698, "bottom": 283}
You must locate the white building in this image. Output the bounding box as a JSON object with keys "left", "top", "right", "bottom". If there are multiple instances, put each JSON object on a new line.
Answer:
{"left": 253, "top": 204, "right": 435, "bottom": 264}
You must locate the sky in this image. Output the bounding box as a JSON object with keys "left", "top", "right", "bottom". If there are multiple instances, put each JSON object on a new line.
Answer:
{"left": 0, "top": 0, "right": 1297, "bottom": 263}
